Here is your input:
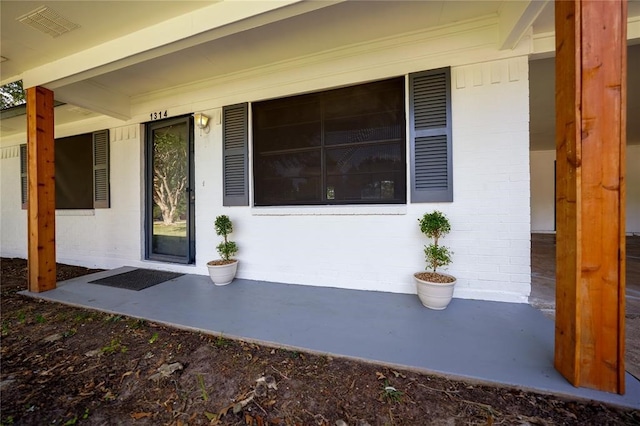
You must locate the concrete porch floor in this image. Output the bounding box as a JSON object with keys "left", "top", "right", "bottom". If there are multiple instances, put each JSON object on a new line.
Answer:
{"left": 21, "top": 235, "right": 640, "bottom": 409}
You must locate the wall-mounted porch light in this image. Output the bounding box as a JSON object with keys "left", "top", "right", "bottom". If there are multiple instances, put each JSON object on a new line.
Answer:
{"left": 194, "top": 112, "right": 210, "bottom": 132}
{"left": 193, "top": 112, "right": 209, "bottom": 130}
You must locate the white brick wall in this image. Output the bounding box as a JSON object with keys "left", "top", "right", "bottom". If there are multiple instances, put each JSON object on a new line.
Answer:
{"left": 443, "top": 57, "right": 531, "bottom": 302}
{"left": 0, "top": 28, "right": 533, "bottom": 302}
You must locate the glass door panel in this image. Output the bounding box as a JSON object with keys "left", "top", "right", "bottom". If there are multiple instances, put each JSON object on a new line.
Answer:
{"left": 146, "top": 117, "right": 194, "bottom": 263}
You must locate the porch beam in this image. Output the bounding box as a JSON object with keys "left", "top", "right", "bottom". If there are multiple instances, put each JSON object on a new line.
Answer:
{"left": 498, "top": 0, "right": 549, "bottom": 50}
{"left": 554, "top": 0, "right": 627, "bottom": 394}
{"left": 26, "top": 86, "right": 57, "bottom": 293}
{"left": 54, "top": 81, "right": 131, "bottom": 120}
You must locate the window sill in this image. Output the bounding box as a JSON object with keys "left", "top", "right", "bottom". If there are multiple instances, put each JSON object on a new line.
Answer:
{"left": 55, "top": 209, "right": 95, "bottom": 216}
{"left": 251, "top": 205, "right": 407, "bottom": 216}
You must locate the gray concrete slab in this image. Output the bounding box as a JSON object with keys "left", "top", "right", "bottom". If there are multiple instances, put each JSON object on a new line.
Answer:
{"left": 21, "top": 270, "right": 640, "bottom": 409}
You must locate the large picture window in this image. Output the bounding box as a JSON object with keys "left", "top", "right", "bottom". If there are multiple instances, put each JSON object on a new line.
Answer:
{"left": 252, "top": 78, "right": 406, "bottom": 206}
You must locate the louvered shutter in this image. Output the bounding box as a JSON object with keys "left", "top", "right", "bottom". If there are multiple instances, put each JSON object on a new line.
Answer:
{"left": 223, "top": 103, "right": 249, "bottom": 206}
{"left": 92, "top": 130, "right": 110, "bottom": 208}
{"left": 410, "top": 68, "right": 453, "bottom": 202}
{"left": 20, "top": 144, "right": 28, "bottom": 208}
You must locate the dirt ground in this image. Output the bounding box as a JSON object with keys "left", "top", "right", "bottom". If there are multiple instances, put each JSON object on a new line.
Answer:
{"left": 1, "top": 258, "right": 639, "bottom": 426}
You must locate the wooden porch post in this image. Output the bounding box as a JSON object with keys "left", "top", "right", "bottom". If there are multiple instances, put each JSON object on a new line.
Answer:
{"left": 554, "top": 0, "right": 627, "bottom": 394}
{"left": 26, "top": 86, "right": 57, "bottom": 293}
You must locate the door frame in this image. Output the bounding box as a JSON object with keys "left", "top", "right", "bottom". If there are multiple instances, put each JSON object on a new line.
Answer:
{"left": 144, "top": 115, "right": 196, "bottom": 264}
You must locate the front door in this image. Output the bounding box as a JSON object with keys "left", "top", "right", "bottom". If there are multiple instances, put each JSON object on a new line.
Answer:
{"left": 145, "top": 116, "right": 195, "bottom": 263}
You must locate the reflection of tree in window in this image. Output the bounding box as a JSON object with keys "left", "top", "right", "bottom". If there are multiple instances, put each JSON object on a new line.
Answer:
{"left": 326, "top": 144, "right": 402, "bottom": 201}
{"left": 153, "top": 128, "right": 187, "bottom": 225}
{"left": 253, "top": 77, "right": 405, "bottom": 206}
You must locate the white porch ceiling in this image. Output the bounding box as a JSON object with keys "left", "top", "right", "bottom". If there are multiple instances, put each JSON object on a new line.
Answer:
{"left": 1, "top": 1, "right": 525, "bottom": 99}
{"left": 1, "top": 0, "right": 639, "bottom": 149}
{"left": 0, "top": 1, "right": 216, "bottom": 83}
{"left": 87, "top": 0, "right": 509, "bottom": 98}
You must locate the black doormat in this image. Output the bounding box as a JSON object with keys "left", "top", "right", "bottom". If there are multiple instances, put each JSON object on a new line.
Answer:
{"left": 88, "top": 269, "right": 184, "bottom": 291}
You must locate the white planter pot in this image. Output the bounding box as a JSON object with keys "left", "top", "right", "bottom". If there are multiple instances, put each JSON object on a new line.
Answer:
{"left": 413, "top": 272, "right": 457, "bottom": 310}
{"left": 207, "top": 260, "right": 238, "bottom": 286}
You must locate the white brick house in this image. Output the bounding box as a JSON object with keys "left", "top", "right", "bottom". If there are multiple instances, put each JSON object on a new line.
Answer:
{"left": 1, "top": 1, "right": 638, "bottom": 304}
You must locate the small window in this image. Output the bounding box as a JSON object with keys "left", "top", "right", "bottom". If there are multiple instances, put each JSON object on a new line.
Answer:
{"left": 252, "top": 78, "right": 406, "bottom": 206}
{"left": 55, "top": 134, "right": 93, "bottom": 209}
{"left": 20, "top": 130, "right": 110, "bottom": 209}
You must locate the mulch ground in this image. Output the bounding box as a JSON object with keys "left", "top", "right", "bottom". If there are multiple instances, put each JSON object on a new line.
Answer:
{"left": 1, "top": 257, "right": 638, "bottom": 426}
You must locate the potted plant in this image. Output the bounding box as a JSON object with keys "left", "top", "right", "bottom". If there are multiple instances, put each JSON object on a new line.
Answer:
{"left": 414, "top": 211, "right": 456, "bottom": 310}
{"left": 207, "top": 215, "right": 238, "bottom": 286}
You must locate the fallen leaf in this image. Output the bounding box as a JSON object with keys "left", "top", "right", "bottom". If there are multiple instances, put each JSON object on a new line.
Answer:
{"left": 149, "top": 362, "right": 184, "bottom": 381}
{"left": 560, "top": 409, "right": 577, "bottom": 420}
{"left": 158, "top": 362, "right": 183, "bottom": 376}
{"left": 85, "top": 349, "right": 102, "bottom": 357}
{"left": 376, "top": 372, "right": 386, "bottom": 380}
{"left": 130, "top": 412, "right": 152, "bottom": 420}
{"left": 120, "top": 371, "right": 133, "bottom": 383}
{"left": 218, "top": 403, "right": 233, "bottom": 418}
{"left": 43, "top": 333, "right": 63, "bottom": 342}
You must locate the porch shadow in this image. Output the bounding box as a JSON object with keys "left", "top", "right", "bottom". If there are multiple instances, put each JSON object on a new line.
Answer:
{"left": 21, "top": 267, "right": 640, "bottom": 409}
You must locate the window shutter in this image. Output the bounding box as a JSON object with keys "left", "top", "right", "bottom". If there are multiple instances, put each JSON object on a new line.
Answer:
{"left": 223, "top": 103, "right": 249, "bottom": 206}
{"left": 410, "top": 68, "right": 453, "bottom": 202}
{"left": 20, "top": 144, "right": 28, "bottom": 208}
{"left": 92, "top": 130, "right": 110, "bottom": 208}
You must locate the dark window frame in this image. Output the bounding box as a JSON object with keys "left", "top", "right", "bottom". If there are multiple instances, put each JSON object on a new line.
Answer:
{"left": 252, "top": 77, "right": 407, "bottom": 206}
{"left": 20, "top": 129, "right": 110, "bottom": 209}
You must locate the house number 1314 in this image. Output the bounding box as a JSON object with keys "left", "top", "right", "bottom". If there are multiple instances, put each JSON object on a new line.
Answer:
{"left": 150, "top": 110, "right": 168, "bottom": 120}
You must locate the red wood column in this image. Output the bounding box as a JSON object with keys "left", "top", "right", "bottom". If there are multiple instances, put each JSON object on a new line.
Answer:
{"left": 554, "top": 0, "right": 627, "bottom": 394}
{"left": 26, "top": 86, "right": 57, "bottom": 293}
